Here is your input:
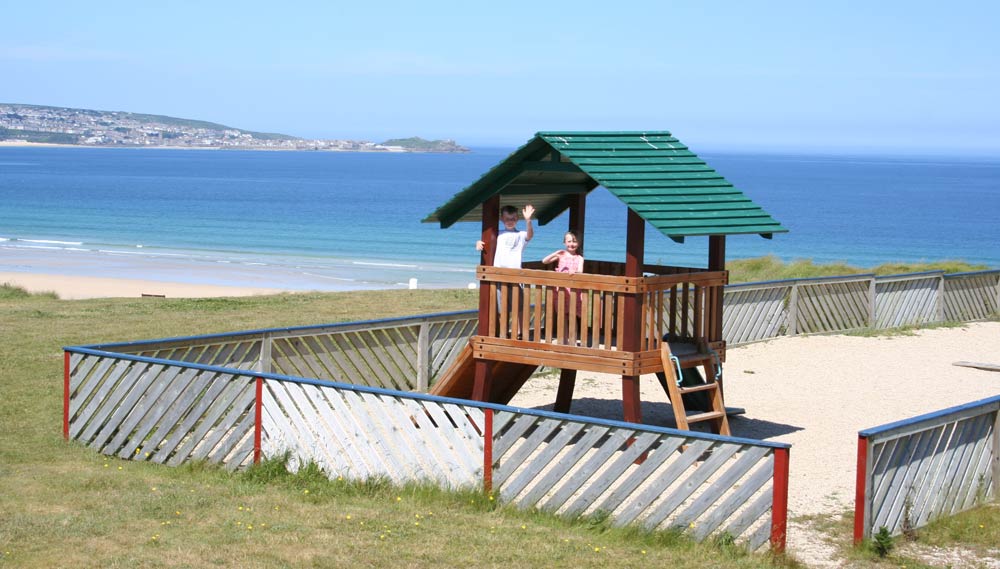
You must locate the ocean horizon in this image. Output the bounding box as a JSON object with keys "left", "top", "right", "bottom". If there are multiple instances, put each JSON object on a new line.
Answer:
{"left": 1, "top": 145, "right": 998, "bottom": 292}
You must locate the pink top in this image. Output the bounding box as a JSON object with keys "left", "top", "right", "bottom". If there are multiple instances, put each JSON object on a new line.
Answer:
{"left": 555, "top": 253, "right": 584, "bottom": 274}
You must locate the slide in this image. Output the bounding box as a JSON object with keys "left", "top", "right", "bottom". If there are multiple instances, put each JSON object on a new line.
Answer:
{"left": 430, "top": 343, "right": 539, "bottom": 405}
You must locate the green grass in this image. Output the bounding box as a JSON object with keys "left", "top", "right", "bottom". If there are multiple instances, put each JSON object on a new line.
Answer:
{"left": 0, "top": 288, "right": 799, "bottom": 568}
{"left": 726, "top": 255, "right": 988, "bottom": 284}
{"left": 844, "top": 320, "right": 967, "bottom": 338}
{"left": 796, "top": 507, "right": 1000, "bottom": 568}
{"left": 910, "top": 502, "right": 1000, "bottom": 555}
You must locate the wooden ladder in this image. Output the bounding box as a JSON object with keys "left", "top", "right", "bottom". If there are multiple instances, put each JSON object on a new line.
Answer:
{"left": 659, "top": 343, "right": 730, "bottom": 436}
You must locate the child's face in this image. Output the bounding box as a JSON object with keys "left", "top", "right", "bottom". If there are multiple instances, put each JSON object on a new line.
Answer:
{"left": 564, "top": 234, "right": 579, "bottom": 253}
{"left": 501, "top": 213, "right": 518, "bottom": 230}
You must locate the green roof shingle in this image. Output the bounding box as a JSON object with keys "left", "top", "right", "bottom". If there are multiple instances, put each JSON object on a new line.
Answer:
{"left": 423, "top": 131, "right": 786, "bottom": 240}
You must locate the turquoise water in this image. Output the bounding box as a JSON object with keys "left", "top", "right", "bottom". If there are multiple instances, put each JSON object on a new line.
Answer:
{"left": 1, "top": 146, "right": 997, "bottom": 290}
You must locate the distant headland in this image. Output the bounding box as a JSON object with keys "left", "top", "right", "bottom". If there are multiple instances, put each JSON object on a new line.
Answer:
{"left": 0, "top": 103, "right": 469, "bottom": 153}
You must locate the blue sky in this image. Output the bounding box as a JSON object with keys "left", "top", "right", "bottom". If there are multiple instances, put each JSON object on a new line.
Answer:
{"left": 3, "top": 1, "right": 998, "bottom": 153}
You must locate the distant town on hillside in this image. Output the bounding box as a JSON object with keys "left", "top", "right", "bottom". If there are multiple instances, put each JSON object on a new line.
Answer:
{"left": 0, "top": 103, "right": 469, "bottom": 153}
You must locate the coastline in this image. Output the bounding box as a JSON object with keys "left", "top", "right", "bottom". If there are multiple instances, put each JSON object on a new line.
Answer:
{"left": 0, "top": 271, "right": 289, "bottom": 299}
{"left": 0, "top": 246, "right": 476, "bottom": 299}
{"left": 0, "top": 140, "right": 466, "bottom": 153}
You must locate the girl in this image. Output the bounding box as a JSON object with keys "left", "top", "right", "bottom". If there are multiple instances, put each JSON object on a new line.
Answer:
{"left": 543, "top": 231, "right": 585, "bottom": 342}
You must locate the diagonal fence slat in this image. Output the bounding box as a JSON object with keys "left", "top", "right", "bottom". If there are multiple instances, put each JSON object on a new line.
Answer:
{"left": 488, "top": 410, "right": 782, "bottom": 551}
{"left": 856, "top": 395, "right": 999, "bottom": 540}
{"left": 67, "top": 332, "right": 788, "bottom": 553}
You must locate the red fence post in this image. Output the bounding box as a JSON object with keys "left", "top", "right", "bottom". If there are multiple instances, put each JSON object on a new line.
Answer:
{"left": 483, "top": 409, "right": 493, "bottom": 494}
{"left": 770, "top": 447, "right": 790, "bottom": 553}
{"left": 853, "top": 435, "right": 869, "bottom": 545}
{"left": 254, "top": 377, "right": 263, "bottom": 465}
{"left": 63, "top": 351, "right": 71, "bottom": 440}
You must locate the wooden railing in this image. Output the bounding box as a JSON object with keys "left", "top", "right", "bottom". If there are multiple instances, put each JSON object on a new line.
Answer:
{"left": 477, "top": 263, "right": 727, "bottom": 358}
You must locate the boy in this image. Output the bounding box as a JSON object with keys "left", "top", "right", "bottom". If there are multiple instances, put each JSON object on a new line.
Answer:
{"left": 476, "top": 204, "right": 534, "bottom": 268}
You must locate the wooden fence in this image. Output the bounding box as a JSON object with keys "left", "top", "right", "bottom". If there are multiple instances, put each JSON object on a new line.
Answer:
{"left": 63, "top": 347, "right": 790, "bottom": 552}
{"left": 98, "top": 311, "right": 477, "bottom": 392}
{"left": 853, "top": 395, "right": 1000, "bottom": 542}
{"left": 90, "top": 270, "right": 999, "bottom": 395}
{"left": 723, "top": 269, "right": 999, "bottom": 344}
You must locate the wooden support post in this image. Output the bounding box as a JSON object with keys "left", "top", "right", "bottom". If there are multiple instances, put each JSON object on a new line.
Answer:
{"left": 708, "top": 235, "right": 726, "bottom": 344}
{"left": 621, "top": 209, "right": 645, "bottom": 423}
{"left": 622, "top": 375, "right": 642, "bottom": 423}
{"left": 568, "top": 193, "right": 586, "bottom": 255}
{"left": 936, "top": 273, "right": 946, "bottom": 322}
{"left": 474, "top": 195, "right": 501, "bottom": 401}
{"left": 554, "top": 369, "right": 577, "bottom": 413}
{"left": 472, "top": 360, "right": 493, "bottom": 402}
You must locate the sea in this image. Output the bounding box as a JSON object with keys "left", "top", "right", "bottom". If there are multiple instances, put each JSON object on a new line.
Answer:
{"left": 1, "top": 146, "right": 998, "bottom": 291}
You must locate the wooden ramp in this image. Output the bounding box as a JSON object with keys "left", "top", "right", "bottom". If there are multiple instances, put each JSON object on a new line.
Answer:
{"left": 429, "top": 343, "right": 539, "bottom": 405}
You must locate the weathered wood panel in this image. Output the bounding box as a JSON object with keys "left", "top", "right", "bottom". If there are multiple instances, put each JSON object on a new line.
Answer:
{"left": 795, "top": 277, "right": 872, "bottom": 334}
{"left": 490, "top": 410, "right": 785, "bottom": 551}
{"left": 857, "top": 395, "right": 999, "bottom": 539}
{"left": 874, "top": 273, "right": 941, "bottom": 329}
{"left": 723, "top": 283, "right": 791, "bottom": 344}
{"left": 67, "top": 351, "right": 256, "bottom": 469}
{"left": 943, "top": 271, "right": 1000, "bottom": 322}
{"left": 260, "top": 380, "right": 485, "bottom": 488}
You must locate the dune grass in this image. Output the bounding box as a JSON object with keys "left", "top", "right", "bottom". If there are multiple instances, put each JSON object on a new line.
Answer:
{"left": 0, "top": 288, "right": 800, "bottom": 568}
{"left": 726, "top": 255, "right": 988, "bottom": 284}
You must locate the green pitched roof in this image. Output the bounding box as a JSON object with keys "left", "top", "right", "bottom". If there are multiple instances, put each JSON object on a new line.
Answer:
{"left": 423, "top": 131, "right": 787, "bottom": 240}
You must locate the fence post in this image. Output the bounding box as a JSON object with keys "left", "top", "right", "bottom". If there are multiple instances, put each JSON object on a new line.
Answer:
{"left": 254, "top": 377, "right": 263, "bottom": 465}
{"left": 417, "top": 322, "right": 430, "bottom": 391}
{"left": 259, "top": 333, "right": 272, "bottom": 374}
{"left": 995, "top": 273, "right": 1000, "bottom": 317}
{"left": 936, "top": 273, "right": 946, "bottom": 322}
{"left": 854, "top": 434, "right": 870, "bottom": 544}
{"left": 483, "top": 409, "right": 493, "bottom": 494}
{"left": 63, "top": 351, "right": 71, "bottom": 440}
{"left": 868, "top": 276, "right": 877, "bottom": 328}
{"left": 787, "top": 283, "right": 798, "bottom": 336}
{"left": 993, "top": 410, "right": 1000, "bottom": 502}
{"left": 770, "top": 447, "right": 790, "bottom": 553}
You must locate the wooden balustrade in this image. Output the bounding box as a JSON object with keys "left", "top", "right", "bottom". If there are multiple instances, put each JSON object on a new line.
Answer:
{"left": 475, "top": 263, "right": 727, "bottom": 375}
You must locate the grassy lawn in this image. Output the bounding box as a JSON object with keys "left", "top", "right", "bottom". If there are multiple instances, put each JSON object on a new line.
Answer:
{"left": 1, "top": 287, "right": 801, "bottom": 568}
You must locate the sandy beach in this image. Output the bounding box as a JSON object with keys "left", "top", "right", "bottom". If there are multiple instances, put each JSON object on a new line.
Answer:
{"left": 0, "top": 271, "right": 289, "bottom": 299}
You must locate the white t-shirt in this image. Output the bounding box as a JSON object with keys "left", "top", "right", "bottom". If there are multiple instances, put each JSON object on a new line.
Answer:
{"left": 493, "top": 229, "right": 528, "bottom": 268}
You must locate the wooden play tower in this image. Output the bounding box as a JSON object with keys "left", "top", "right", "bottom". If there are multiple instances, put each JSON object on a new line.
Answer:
{"left": 424, "top": 132, "right": 786, "bottom": 432}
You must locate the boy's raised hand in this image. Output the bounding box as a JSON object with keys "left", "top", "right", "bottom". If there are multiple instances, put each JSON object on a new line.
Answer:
{"left": 522, "top": 204, "right": 535, "bottom": 220}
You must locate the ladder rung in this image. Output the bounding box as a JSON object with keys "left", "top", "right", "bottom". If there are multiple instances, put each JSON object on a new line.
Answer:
{"left": 686, "top": 411, "right": 726, "bottom": 423}
{"left": 678, "top": 382, "right": 719, "bottom": 394}
{"left": 676, "top": 353, "right": 715, "bottom": 366}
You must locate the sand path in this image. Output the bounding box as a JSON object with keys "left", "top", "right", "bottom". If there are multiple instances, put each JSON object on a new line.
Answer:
{"left": 508, "top": 322, "right": 1000, "bottom": 565}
